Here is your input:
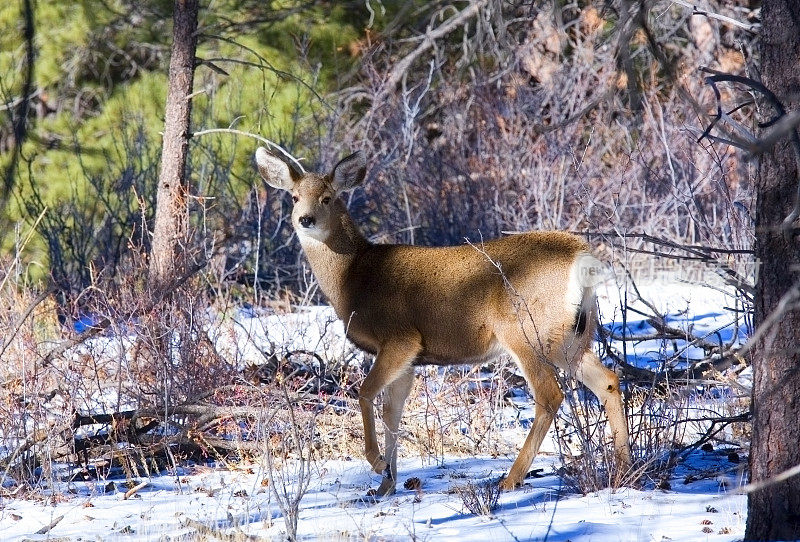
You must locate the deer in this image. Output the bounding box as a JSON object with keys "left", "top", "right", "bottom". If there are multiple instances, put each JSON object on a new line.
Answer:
{"left": 254, "top": 147, "right": 632, "bottom": 497}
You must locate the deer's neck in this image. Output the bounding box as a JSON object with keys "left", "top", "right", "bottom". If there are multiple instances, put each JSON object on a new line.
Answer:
{"left": 298, "top": 210, "right": 369, "bottom": 314}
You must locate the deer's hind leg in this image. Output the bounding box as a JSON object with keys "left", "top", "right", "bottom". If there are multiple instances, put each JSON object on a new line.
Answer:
{"left": 500, "top": 341, "right": 564, "bottom": 490}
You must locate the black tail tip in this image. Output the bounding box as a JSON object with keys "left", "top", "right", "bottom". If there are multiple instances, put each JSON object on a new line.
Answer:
{"left": 574, "top": 307, "right": 588, "bottom": 335}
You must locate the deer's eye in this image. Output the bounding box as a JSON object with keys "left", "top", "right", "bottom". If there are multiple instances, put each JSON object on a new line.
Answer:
{"left": 321, "top": 196, "right": 331, "bottom": 205}
{"left": 292, "top": 195, "right": 299, "bottom": 203}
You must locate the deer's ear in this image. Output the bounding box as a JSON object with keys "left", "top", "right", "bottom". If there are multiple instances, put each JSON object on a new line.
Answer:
{"left": 331, "top": 151, "right": 366, "bottom": 193}
{"left": 255, "top": 147, "right": 297, "bottom": 190}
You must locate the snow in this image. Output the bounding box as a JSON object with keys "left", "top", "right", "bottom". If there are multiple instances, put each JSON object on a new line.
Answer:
{"left": 0, "top": 278, "right": 750, "bottom": 541}
{"left": 0, "top": 451, "right": 747, "bottom": 541}
{"left": 597, "top": 279, "right": 747, "bottom": 370}
{"left": 0, "top": 454, "right": 746, "bottom": 541}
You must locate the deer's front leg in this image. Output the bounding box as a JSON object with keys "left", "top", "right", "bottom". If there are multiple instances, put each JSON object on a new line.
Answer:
{"left": 358, "top": 338, "right": 420, "bottom": 481}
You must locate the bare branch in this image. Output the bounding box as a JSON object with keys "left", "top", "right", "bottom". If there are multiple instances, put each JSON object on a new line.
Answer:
{"left": 195, "top": 51, "right": 331, "bottom": 110}
{"left": 181, "top": 516, "right": 263, "bottom": 541}
{"left": 750, "top": 109, "right": 800, "bottom": 156}
{"left": 378, "top": 0, "right": 489, "bottom": 101}
{"left": 737, "top": 283, "right": 800, "bottom": 358}
{"left": 40, "top": 257, "right": 209, "bottom": 368}
{"left": 35, "top": 514, "right": 64, "bottom": 535}
{"left": 191, "top": 127, "right": 306, "bottom": 174}
{"left": 577, "top": 230, "right": 755, "bottom": 298}
{"left": 123, "top": 480, "right": 149, "bottom": 500}
{"left": 735, "top": 460, "right": 800, "bottom": 496}
{"left": 670, "top": 0, "right": 760, "bottom": 33}
{"left": 698, "top": 69, "right": 800, "bottom": 229}
{"left": 0, "top": 288, "right": 54, "bottom": 361}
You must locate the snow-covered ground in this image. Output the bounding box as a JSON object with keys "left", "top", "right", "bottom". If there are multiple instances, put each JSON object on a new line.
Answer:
{"left": 0, "top": 277, "right": 751, "bottom": 541}
{"left": 0, "top": 452, "right": 746, "bottom": 541}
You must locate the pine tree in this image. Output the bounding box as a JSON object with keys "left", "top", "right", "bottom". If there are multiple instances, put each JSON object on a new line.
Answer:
{"left": 745, "top": 0, "right": 800, "bottom": 539}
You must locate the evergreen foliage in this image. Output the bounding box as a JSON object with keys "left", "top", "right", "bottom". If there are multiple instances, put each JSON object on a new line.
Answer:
{"left": 1, "top": 0, "right": 363, "bottom": 284}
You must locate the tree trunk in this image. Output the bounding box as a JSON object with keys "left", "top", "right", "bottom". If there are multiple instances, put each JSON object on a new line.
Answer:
{"left": 2, "top": 0, "right": 34, "bottom": 213}
{"left": 745, "top": 0, "right": 800, "bottom": 539}
{"left": 149, "top": 0, "right": 199, "bottom": 290}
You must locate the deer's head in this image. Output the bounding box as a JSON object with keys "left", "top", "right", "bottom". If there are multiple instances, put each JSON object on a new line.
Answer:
{"left": 255, "top": 148, "right": 366, "bottom": 243}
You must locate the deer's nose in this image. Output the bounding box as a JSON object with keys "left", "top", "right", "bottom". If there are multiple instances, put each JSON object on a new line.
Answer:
{"left": 299, "top": 215, "right": 315, "bottom": 228}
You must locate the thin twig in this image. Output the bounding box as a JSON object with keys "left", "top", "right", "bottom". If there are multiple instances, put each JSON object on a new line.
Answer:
{"left": 378, "top": 0, "right": 489, "bottom": 101}
{"left": 698, "top": 69, "right": 800, "bottom": 229}
{"left": 0, "top": 207, "right": 48, "bottom": 294}
{"left": 670, "top": 0, "right": 760, "bottom": 33}
{"left": 40, "top": 257, "right": 209, "bottom": 368}
{"left": 734, "top": 461, "right": 800, "bottom": 496}
{"left": 35, "top": 514, "right": 65, "bottom": 535}
{"left": 0, "top": 287, "right": 54, "bottom": 361}
{"left": 191, "top": 127, "right": 306, "bottom": 173}
{"left": 181, "top": 516, "right": 264, "bottom": 541}
{"left": 199, "top": 32, "right": 332, "bottom": 111}
{"left": 123, "top": 480, "right": 149, "bottom": 500}
{"left": 737, "top": 283, "right": 800, "bottom": 358}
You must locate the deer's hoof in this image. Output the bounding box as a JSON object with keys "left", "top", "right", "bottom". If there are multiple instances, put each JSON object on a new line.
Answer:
{"left": 375, "top": 476, "right": 396, "bottom": 498}
{"left": 498, "top": 475, "right": 520, "bottom": 491}
{"left": 370, "top": 456, "right": 388, "bottom": 475}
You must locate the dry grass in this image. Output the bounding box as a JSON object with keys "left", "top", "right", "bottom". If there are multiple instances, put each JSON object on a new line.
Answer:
{"left": 453, "top": 479, "right": 501, "bottom": 516}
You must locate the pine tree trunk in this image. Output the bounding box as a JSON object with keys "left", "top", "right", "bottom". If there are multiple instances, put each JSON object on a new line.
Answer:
{"left": 745, "top": 0, "right": 800, "bottom": 539}
{"left": 149, "top": 0, "right": 199, "bottom": 290}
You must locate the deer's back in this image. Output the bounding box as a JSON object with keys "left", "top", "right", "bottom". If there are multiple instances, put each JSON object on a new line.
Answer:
{"left": 339, "top": 231, "right": 589, "bottom": 362}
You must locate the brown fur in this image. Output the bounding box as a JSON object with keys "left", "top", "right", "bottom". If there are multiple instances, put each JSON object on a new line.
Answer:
{"left": 255, "top": 148, "right": 631, "bottom": 495}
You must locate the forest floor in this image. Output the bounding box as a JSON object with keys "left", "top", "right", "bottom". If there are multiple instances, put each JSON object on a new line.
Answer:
{"left": 1, "top": 276, "right": 750, "bottom": 541}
